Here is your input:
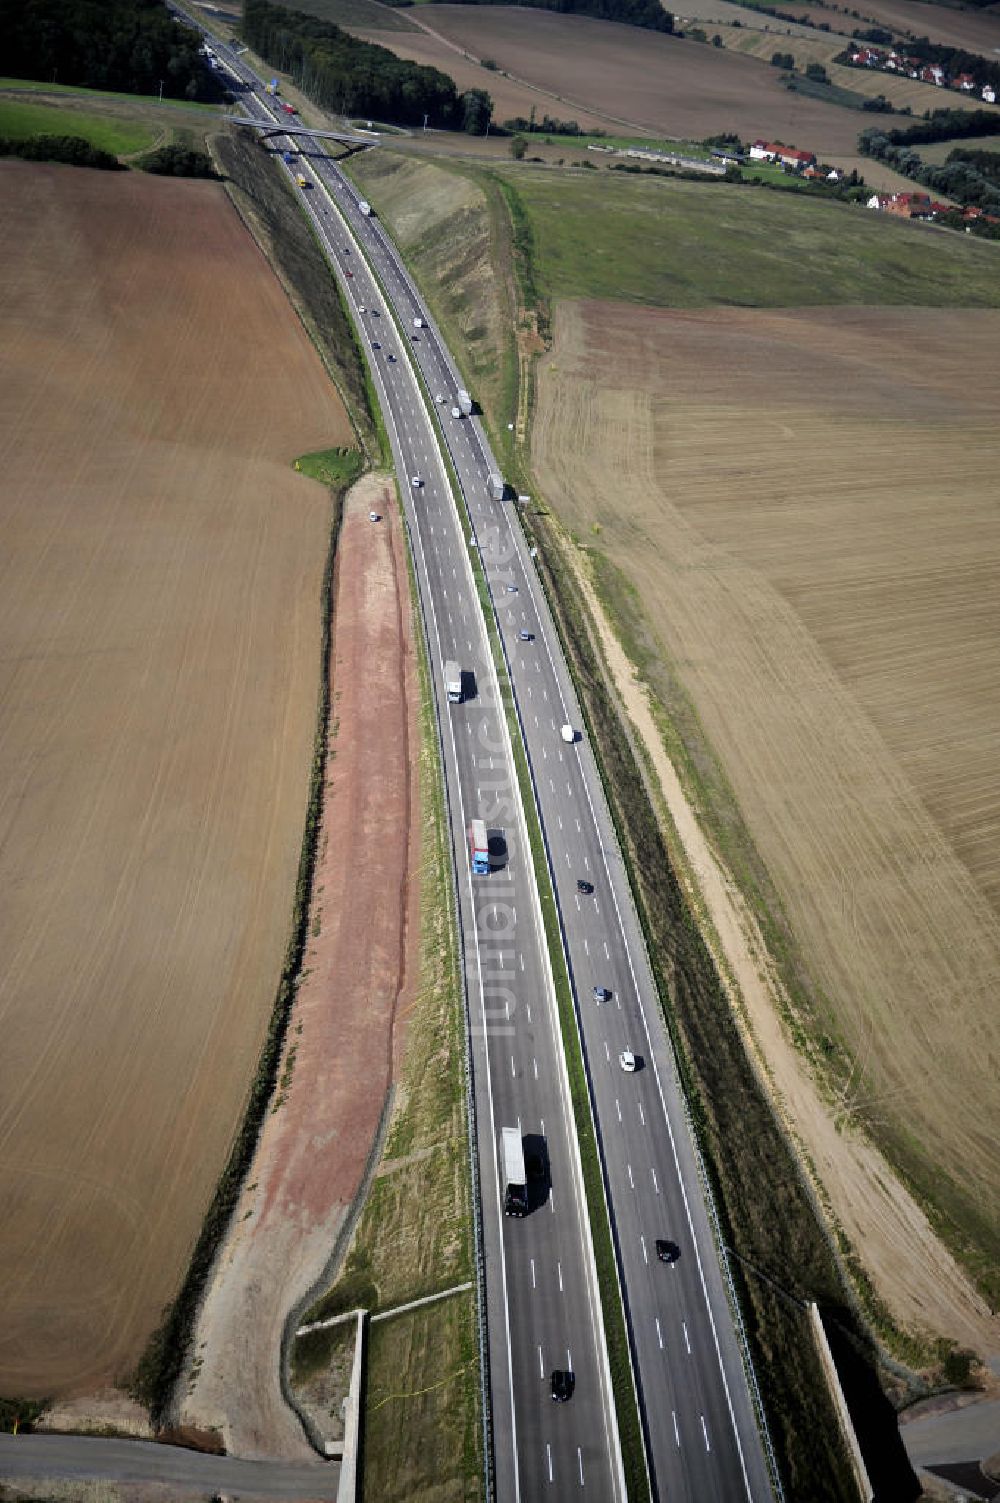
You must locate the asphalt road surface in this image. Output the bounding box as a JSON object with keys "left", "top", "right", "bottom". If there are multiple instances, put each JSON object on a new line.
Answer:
{"left": 0, "top": 1433, "right": 339, "bottom": 1499}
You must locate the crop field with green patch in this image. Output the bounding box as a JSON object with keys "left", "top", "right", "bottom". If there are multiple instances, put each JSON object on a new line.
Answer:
{"left": 0, "top": 95, "right": 158, "bottom": 155}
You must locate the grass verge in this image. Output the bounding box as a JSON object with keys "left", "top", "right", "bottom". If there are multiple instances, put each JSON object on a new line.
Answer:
{"left": 365, "top": 1296, "right": 480, "bottom": 1501}
{"left": 295, "top": 445, "right": 363, "bottom": 487}
{"left": 290, "top": 497, "right": 481, "bottom": 1500}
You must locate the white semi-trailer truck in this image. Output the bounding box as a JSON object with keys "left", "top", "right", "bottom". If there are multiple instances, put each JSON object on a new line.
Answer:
{"left": 444, "top": 660, "right": 462, "bottom": 703}
{"left": 457, "top": 389, "right": 473, "bottom": 417}
{"left": 501, "top": 1127, "right": 528, "bottom": 1216}
{"left": 489, "top": 473, "right": 504, "bottom": 501}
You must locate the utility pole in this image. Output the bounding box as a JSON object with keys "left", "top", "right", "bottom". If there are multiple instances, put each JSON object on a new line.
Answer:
{"left": 158, "top": 79, "right": 163, "bottom": 103}
{"left": 423, "top": 113, "right": 428, "bottom": 132}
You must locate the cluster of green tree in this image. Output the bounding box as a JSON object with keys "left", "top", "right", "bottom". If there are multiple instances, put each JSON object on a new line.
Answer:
{"left": 435, "top": 0, "right": 672, "bottom": 33}
{"left": 860, "top": 127, "right": 1000, "bottom": 213}
{"left": 501, "top": 114, "right": 597, "bottom": 135}
{"left": 241, "top": 0, "right": 492, "bottom": 130}
{"left": 137, "top": 142, "right": 217, "bottom": 176}
{"left": 0, "top": 0, "right": 226, "bottom": 102}
{"left": 851, "top": 25, "right": 892, "bottom": 45}
{"left": 730, "top": 0, "right": 833, "bottom": 32}
{"left": 860, "top": 93, "right": 895, "bottom": 113}
{"left": 864, "top": 108, "right": 1000, "bottom": 148}
{"left": 0, "top": 132, "right": 123, "bottom": 169}
{"left": 770, "top": 51, "right": 795, "bottom": 70}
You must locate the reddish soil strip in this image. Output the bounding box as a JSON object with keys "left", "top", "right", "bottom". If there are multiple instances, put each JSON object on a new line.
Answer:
{"left": 176, "top": 476, "right": 422, "bottom": 1459}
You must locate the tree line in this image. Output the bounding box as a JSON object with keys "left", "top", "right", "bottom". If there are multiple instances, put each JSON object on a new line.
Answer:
{"left": 242, "top": 0, "right": 491, "bottom": 130}
{"left": 862, "top": 108, "right": 1000, "bottom": 148}
{"left": 0, "top": 0, "right": 226, "bottom": 101}
{"left": 417, "top": 0, "right": 673, "bottom": 32}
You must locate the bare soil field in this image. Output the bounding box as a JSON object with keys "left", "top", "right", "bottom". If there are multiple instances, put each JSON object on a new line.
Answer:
{"left": 533, "top": 298, "right": 1000, "bottom": 1341}
{"left": 0, "top": 162, "right": 350, "bottom": 1398}
{"left": 354, "top": 5, "right": 870, "bottom": 153}
{"left": 176, "top": 475, "right": 421, "bottom": 1459}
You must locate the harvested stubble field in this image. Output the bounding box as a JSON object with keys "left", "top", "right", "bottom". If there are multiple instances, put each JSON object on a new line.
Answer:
{"left": 353, "top": 5, "right": 873, "bottom": 154}
{"left": 0, "top": 161, "right": 350, "bottom": 1397}
{"left": 533, "top": 297, "right": 1000, "bottom": 1330}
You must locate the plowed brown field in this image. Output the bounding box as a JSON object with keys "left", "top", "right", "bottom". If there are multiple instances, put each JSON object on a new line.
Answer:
{"left": 0, "top": 162, "right": 351, "bottom": 1397}
{"left": 533, "top": 299, "right": 1000, "bottom": 1327}
{"left": 355, "top": 5, "right": 871, "bottom": 153}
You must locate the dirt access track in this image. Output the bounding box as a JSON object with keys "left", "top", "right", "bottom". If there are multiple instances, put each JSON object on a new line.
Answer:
{"left": 176, "top": 476, "right": 422, "bottom": 1460}
{"left": 0, "top": 162, "right": 349, "bottom": 1398}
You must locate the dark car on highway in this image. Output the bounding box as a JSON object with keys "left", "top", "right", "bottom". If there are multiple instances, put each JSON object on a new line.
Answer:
{"left": 576, "top": 879, "right": 594, "bottom": 894}
{"left": 551, "top": 1370, "right": 575, "bottom": 1402}
{"left": 593, "top": 985, "right": 612, "bottom": 1004}
{"left": 656, "top": 1239, "right": 681, "bottom": 1264}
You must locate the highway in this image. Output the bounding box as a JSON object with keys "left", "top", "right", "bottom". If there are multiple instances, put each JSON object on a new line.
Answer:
{"left": 194, "top": 29, "right": 776, "bottom": 1503}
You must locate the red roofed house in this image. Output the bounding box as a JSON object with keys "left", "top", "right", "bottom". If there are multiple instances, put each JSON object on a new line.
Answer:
{"left": 750, "top": 140, "right": 816, "bottom": 169}
{"left": 953, "top": 72, "right": 977, "bottom": 92}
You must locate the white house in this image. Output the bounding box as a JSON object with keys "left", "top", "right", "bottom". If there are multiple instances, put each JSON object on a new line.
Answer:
{"left": 983, "top": 84, "right": 996, "bottom": 104}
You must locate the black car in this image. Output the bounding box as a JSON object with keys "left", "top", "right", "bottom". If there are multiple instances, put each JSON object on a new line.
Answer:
{"left": 656, "top": 1239, "right": 681, "bottom": 1264}
{"left": 593, "top": 986, "right": 612, "bottom": 1004}
{"left": 551, "top": 1369, "right": 575, "bottom": 1402}
{"left": 576, "top": 879, "right": 594, "bottom": 895}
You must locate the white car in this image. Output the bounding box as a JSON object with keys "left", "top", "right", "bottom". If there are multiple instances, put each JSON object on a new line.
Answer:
{"left": 411, "top": 476, "right": 423, "bottom": 489}
{"left": 435, "top": 393, "right": 445, "bottom": 404}
{"left": 619, "top": 1050, "right": 637, "bottom": 1073}
{"left": 358, "top": 304, "right": 367, "bottom": 314}
{"left": 560, "top": 724, "right": 576, "bottom": 744}
{"left": 368, "top": 511, "right": 380, "bottom": 522}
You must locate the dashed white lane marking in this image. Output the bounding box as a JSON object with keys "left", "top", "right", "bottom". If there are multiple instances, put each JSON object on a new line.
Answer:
{"left": 656, "top": 1317, "right": 664, "bottom": 1350}
{"left": 627, "top": 1163, "right": 634, "bottom": 1188}
{"left": 683, "top": 1321, "right": 691, "bottom": 1355}
{"left": 673, "top": 1411, "right": 681, "bottom": 1447}
{"left": 651, "top": 1167, "right": 660, "bottom": 1194}
{"left": 640, "top": 1235, "right": 648, "bottom": 1264}
{"left": 701, "top": 1416, "right": 711, "bottom": 1452}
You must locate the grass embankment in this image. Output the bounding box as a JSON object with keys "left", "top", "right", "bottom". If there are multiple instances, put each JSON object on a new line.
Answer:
{"left": 348, "top": 149, "right": 520, "bottom": 436}
{"left": 0, "top": 77, "right": 221, "bottom": 110}
{"left": 498, "top": 166, "right": 1000, "bottom": 307}
{"left": 290, "top": 538, "right": 480, "bottom": 1500}
{"left": 212, "top": 126, "right": 379, "bottom": 458}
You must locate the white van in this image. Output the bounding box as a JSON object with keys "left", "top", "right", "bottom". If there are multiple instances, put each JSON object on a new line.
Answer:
{"left": 560, "top": 724, "right": 576, "bottom": 744}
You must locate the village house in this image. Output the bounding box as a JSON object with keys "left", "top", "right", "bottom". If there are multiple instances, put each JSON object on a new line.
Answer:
{"left": 983, "top": 84, "right": 996, "bottom": 104}
{"left": 867, "top": 191, "right": 935, "bottom": 218}
{"left": 920, "top": 63, "right": 947, "bottom": 86}
{"left": 749, "top": 140, "right": 816, "bottom": 169}
{"left": 953, "top": 72, "right": 977, "bottom": 92}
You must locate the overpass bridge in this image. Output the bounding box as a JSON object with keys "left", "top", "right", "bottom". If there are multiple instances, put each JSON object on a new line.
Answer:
{"left": 222, "top": 116, "right": 380, "bottom": 150}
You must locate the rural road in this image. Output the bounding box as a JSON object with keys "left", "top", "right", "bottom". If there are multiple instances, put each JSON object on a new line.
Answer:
{"left": 0, "top": 1433, "right": 339, "bottom": 1498}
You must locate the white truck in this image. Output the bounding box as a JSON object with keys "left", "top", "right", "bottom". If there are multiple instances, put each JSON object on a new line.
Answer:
{"left": 413, "top": 316, "right": 425, "bottom": 329}
{"left": 501, "top": 1127, "right": 528, "bottom": 1217}
{"left": 358, "top": 199, "right": 372, "bottom": 216}
{"left": 457, "top": 389, "right": 473, "bottom": 417}
{"left": 489, "top": 473, "right": 504, "bottom": 501}
{"left": 444, "top": 660, "right": 462, "bottom": 703}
